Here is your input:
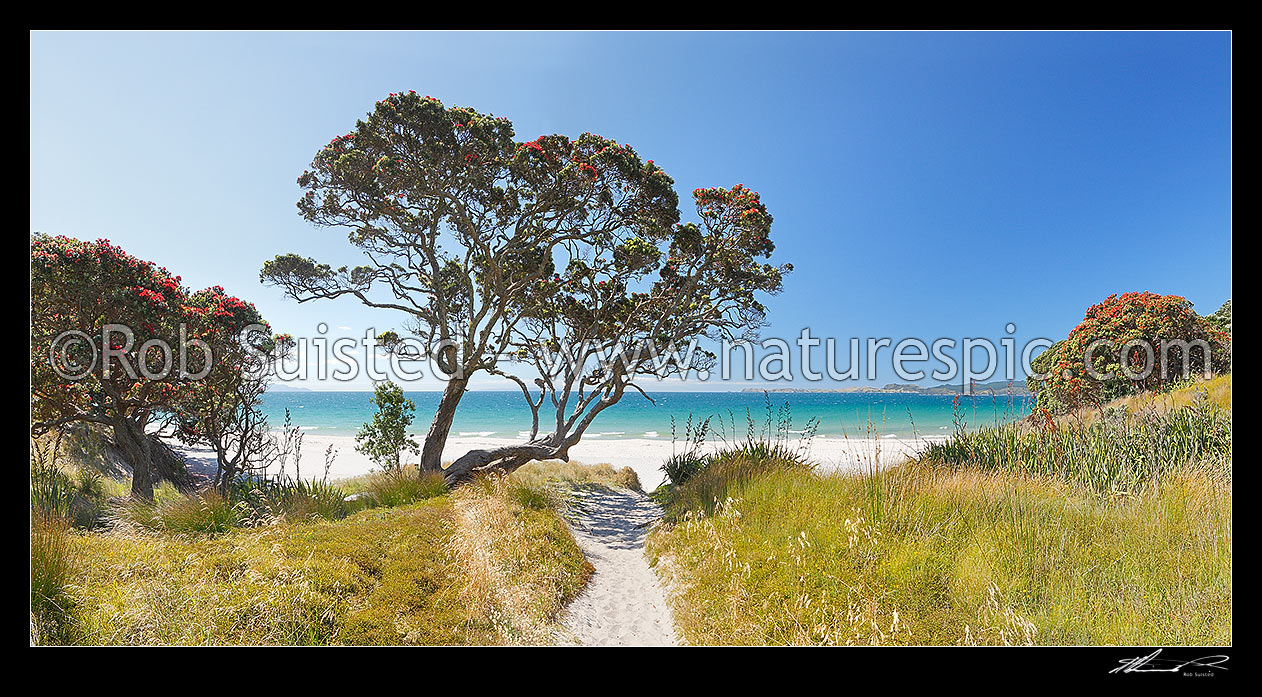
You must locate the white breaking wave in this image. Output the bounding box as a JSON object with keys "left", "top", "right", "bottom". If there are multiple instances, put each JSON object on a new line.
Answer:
{"left": 459, "top": 431, "right": 496, "bottom": 437}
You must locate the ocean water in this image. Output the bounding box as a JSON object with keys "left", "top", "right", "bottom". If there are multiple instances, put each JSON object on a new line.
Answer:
{"left": 260, "top": 390, "right": 1033, "bottom": 440}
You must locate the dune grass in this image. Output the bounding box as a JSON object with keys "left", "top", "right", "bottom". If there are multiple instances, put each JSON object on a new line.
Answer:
{"left": 31, "top": 464, "right": 600, "bottom": 645}
{"left": 338, "top": 465, "right": 448, "bottom": 509}
{"left": 510, "top": 460, "right": 642, "bottom": 493}
{"left": 922, "top": 387, "right": 1230, "bottom": 494}
{"left": 648, "top": 384, "right": 1232, "bottom": 646}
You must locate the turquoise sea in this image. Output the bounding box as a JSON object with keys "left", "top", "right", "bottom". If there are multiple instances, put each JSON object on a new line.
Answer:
{"left": 261, "top": 390, "right": 1033, "bottom": 440}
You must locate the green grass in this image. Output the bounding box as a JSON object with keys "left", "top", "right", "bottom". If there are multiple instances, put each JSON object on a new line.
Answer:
{"left": 510, "top": 460, "right": 642, "bottom": 493}
{"left": 648, "top": 391, "right": 1232, "bottom": 646}
{"left": 33, "top": 465, "right": 596, "bottom": 645}
{"left": 339, "top": 466, "right": 448, "bottom": 509}
{"left": 30, "top": 512, "right": 79, "bottom": 644}
{"left": 922, "top": 396, "right": 1230, "bottom": 493}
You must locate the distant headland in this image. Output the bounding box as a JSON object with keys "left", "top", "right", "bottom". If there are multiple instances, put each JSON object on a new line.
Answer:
{"left": 741, "top": 380, "right": 1032, "bottom": 396}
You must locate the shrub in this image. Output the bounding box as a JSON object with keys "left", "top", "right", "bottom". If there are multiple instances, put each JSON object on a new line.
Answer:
{"left": 1029, "top": 292, "right": 1230, "bottom": 413}
{"left": 355, "top": 381, "right": 419, "bottom": 472}
{"left": 662, "top": 443, "right": 813, "bottom": 519}
{"left": 662, "top": 451, "right": 710, "bottom": 486}
{"left": 31, "top": 461, "right": 110, "bottom": 530}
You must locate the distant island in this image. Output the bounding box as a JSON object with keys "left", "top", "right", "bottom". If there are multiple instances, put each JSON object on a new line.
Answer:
{"left": 742, "top": 380, "right": 1032, "bottom": 396}
{"left": 267, "top": 384, "right": 312, "bottom": 393}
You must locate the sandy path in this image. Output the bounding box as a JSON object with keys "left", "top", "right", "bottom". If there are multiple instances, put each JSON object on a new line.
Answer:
{"left": 557, "top": 486, "right": 676, "bottom": 646}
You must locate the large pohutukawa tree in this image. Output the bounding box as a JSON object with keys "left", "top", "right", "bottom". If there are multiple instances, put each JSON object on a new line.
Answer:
{"left": 260, "top": 92, "right": 679, "bottom": 472}
{"left": 443, "top": 184, "right": 790, "bottom": 484}
{"left": 30, "top": 235, "right": 270, "bottom": 499}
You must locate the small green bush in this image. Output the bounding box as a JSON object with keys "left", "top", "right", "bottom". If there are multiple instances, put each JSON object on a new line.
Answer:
{"left": 31, "top": 462, "right": 110, "bottom": 530}
{"left": 662, "top": 443, "right": 813, "bottom": 519}
{"left": 662, "top": 451, "right": 709, "bottom": 486}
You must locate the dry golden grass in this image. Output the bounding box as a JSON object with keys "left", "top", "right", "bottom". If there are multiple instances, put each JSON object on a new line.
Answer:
{"left": 1055, "top": 373, "right": 1232, "bottom": 429}
{"left": 649, "top": 447, "right": 1231, "bottom": 646}
{"left": 40, "top": 467, "right": 595, "bottom": 645}
{"left": 511, "top": 459, "right": 642, "bottom": 492}
{"left": 448, "top": 474, "right": 594, "bottom": 644}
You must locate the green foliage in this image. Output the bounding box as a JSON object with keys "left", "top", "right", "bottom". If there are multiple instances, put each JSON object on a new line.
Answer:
{"left": 1204, "top": 299, "right": 1231, "bottom": 335}
{"left": 355, "top": 381, "right": 419, "bottom": 472}
{"left": 661, "top": 444, "right": 813, "bottom": 519}
{"left": 231, "top": 477, "right": 352, "bottom": 523}
{"left": 662, "top": 399, "right": 817, "bottom": 488}
{"left": 115, "top": 489, "right": 252, "bottom": 535}
{"left": 922, "top": 398, "right": 1231, "bottom": 493}
{"left": 31, "top": 235, "right": 273, "bottom": 499}
{"left": 662, "top": 451, "right": 711, "bottom": 487}
{"left": 31, "top": 461, "right": 111, "bottom": 530}
{"left": 349, "top": 467, "right": 448, "bottom": 509}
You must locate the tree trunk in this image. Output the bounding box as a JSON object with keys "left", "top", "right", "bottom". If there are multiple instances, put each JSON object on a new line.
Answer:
{"left": 420, "top": 376, "right": 467, "bottom": 472}
{"left": 441, "top": 389, "right": 628, "bottom": 487}
{"left": 114, "top": 420, "right": 154, "bottom": 500}
{"left": 443, "top": 441, "right": 562, "bottom": 486}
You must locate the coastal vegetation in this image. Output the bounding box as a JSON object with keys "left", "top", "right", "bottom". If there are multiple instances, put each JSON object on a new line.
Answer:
{"left": 28, "top": 444, "right": 643, "bottom": 644}
{"left": 260, "top": 93, "right": 788, "bottom": 484}
{"left": 31, "top": 235, "right": 289, "bottom": 499}
{"left": 355, "top": 380, "right": 420, "bottom": 473}
{"left": 647, "top": 377, "right": 1231, "bottom": 645}
{"left": 28, "top": 98, "right": 1230, "bottom": 648}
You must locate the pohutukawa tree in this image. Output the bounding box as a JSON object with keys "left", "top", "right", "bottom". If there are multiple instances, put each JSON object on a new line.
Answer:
{"left": 1029, "top": 292, "right": 1231, "bottom": 413}
{"left": 443, "top": 184, "right": 789, "bottom": 484}
{"left": 172, "top": 286, "right": 292, "bottom": 495}
{"left": 261, "top": 92, "right": 679, "bottom": 472}
{"left": 31, "top": 235, "right": 273, "bottom": 499}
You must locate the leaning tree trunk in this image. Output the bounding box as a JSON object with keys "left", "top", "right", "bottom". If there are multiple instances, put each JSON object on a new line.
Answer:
{"left": 442, "top": 388, "right": 627, "bottom": 486}
{"left": 113, "top": 419, "right": 155, "bottom": 500}
{"left": 419, "top": 376, "right": 468, "bottom": 473}
{"left": 443, "top": 441, "right": 564, "bottom": 486}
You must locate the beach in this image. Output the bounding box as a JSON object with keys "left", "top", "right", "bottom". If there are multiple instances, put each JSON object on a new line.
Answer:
{"left": 171, "top": 432, "right": 942, "bottom": 491}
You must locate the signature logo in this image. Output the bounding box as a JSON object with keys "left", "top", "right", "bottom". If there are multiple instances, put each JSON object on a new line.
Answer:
{"left": 1110, "top": 649, "right": 1229, "bottom": 675}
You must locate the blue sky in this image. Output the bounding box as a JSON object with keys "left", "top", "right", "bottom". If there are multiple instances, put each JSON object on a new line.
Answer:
{"left": 29, "top": 31, "right": 1232, "bottom": 390}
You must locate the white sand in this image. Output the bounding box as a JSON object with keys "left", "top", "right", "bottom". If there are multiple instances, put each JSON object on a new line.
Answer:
{"left": 242, "top": 434, "right": 942, "bottom": 491}
{"left": 556, "top": 486, "right": 676, "bottom": 646}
